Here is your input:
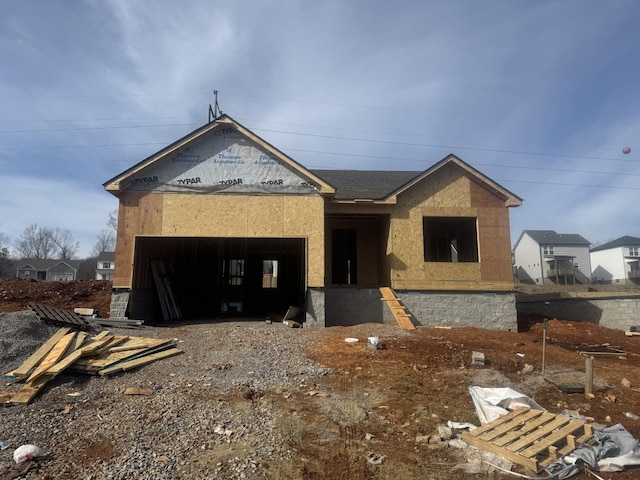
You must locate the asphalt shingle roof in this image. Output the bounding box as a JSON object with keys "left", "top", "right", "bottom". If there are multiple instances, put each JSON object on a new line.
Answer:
{"left": 590, "top": 236, "right": 640, "bottom": 252}
{"left": 16, "top": 259, "right": 80, "bottom": 271}
{"left": 310, "top": 170, "right": 421, "bottom": 200}
{"left": 524, "top": 230, "right": 590, "bottom": 246}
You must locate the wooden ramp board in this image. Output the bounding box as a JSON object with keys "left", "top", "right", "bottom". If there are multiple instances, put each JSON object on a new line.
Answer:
{"left": 28, "top": 303, "right": 98, "bottom": 330}
{"left": 379, "top": 287, "right": 416, "bottom": 330}
{"left": 462, "top": 408, "right": 593, "bottom": 472}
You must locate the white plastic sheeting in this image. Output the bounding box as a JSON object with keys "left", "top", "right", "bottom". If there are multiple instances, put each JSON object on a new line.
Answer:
{"left": 468, "top": 386, "right": 545, "bottom": 424}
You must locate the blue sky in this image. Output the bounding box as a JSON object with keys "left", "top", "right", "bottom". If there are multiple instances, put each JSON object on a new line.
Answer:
{"left": 1, "top": 1, "right": 639, "bottom": 257}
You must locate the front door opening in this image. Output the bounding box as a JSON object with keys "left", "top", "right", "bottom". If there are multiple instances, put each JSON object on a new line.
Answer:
{"left": 332, "top": 229, "right": 357, "bottom": 284}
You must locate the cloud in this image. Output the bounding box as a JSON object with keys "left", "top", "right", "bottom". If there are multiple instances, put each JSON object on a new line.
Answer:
{"left": 0, "top": 175, "right": 117, "bottom": 258}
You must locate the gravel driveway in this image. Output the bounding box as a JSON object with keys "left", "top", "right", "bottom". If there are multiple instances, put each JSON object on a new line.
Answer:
{"left": 1, "top": 311, "right": 333, "bottom": 479}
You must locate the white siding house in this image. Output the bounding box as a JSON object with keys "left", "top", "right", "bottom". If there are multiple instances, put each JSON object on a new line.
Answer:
{"left": 513, "top": 230, "right": 592, "bottom": 285}
{"left": 95, "top": 251, "right": 115, "bottom": 280}
{"left": 590, "top": 236, "right": 640, "bottom": 284}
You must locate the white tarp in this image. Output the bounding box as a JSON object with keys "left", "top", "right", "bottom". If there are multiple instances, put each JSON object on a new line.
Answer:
{"left": 468, "top": 386, "right": 545, "bottom": 424}
{"left": 124, "top": 131, "right": 318, "bottom": 195}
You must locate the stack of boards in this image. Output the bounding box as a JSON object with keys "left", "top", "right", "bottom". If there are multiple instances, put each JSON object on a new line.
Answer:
{"left": 4, "top": 327, "right": 183, "bottom": 404}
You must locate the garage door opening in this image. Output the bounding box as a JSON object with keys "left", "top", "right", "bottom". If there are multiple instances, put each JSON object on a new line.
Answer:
{"left": 129, "top": 237, "right": 306, "bottom": 322}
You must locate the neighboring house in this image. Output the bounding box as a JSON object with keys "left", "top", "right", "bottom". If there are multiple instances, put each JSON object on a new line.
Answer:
{"left": 95, "top": 251, "right": 115, "bottom": 280}
{"left": 103, "top": 114, "right": 522, "bottom": 328}
{"left": 16, "top": 259, "right": 80, "bottom": 281}
{"left": 513, "top": 230, "right": 592, "bottom": 285}
{"left": 590, "top": 236, "right": 640, "bottom": 284}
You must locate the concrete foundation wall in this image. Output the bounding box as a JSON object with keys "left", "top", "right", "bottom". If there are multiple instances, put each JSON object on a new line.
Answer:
{"left": 517, "top": 296, "right": 640, "bottom": 331}
{"left": 324, "top": 288, "right": 390, "bottom": 327}
{"left": 305, "top": 288, "right": 326, "bottom": 327}
{"left": 109, "top": 289, "right": 131, "bottom": 319}
{"left": 397, "top": 291, "right": 517, "bottom": 330}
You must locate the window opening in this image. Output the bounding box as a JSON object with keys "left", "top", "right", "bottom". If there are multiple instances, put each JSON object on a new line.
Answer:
{"left": 227, "top": 259, "right": 244, "bottom": 285}
{"left": 262, "top": 259, "right": 278, "bottom": 288}
{"left": 423, "top": 217, "right": 478, "bottom": 262}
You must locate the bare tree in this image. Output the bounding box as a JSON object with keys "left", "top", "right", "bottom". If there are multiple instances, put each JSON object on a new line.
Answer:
{"left": 92, "top": 209, "right": 118, "bottom": 256}
{"left": 107, "top": 209, "right": 118, "bottom": 232}
{"left": 15, "top": 224, "right": 56, "bottom": 259}
{"left": 14, "top": 224, "right": 79, "bottom": 260}
{"left": 0, "top": 232, "right": 9, "bottom": 253}
{"left": 0, "top": 233, "right": 12, "bottom": 276}
{"left": 51, "top": 228, "right": 79, "bottom": 260}
{"left": 91, "top": 228, "right": 116, "bottom": 257}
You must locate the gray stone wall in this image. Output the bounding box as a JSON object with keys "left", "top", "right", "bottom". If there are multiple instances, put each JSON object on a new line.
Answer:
{"left": 517, "top": 296, "right": 640, "bottom": 331}
{"left": 109, "top": 289, "right": 131, "bottom": 320}
{"left": 397, "top": 291, "right": 518, "bottom": 331}
{"left": 305, "top": 288, "right": 326, "bottom": 327}
{"left": 324, "top": 288, "right": 390, "bottom": 327}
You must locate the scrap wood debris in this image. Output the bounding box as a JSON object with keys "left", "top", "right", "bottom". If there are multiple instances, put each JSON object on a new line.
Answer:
{"left": 28, "top": 302, "right": 143, "bottom": 330}
{"left": 4, "top": 325, "right": 182, "bottom": 404}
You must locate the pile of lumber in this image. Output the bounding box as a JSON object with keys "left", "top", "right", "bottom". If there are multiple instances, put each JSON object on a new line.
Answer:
{"left": 4, "top": 327, "right": 183, "bottom": 404}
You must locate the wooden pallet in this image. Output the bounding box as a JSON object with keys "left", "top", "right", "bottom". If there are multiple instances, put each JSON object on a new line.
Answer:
{"left": 379, "top": 287, "right": 416, "bottom": 330}
{"left": 462, "top": 408, "right": 592, "bottom": 472}
{"left": 28, "top": 303, "right": 97, "bottom": 330}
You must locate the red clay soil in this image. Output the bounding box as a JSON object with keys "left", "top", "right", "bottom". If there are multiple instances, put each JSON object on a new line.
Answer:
{"left": 305, "top": 320, "right": 640, "bottom": 479}
{"left": 0, "top": 278, "right": 112, "bottom": 317}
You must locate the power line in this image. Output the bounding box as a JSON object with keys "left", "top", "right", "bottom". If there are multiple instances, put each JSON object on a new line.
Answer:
{"left": 1, "top": 122, "right": 635, "bottom": 166}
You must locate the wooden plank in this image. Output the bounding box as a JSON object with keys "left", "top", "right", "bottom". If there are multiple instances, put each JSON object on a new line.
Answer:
{"left": 46, "top": 337, "right": 115, "bottom": 376}
{"left": 109, "top": 342, "right": 155, "bottom": 352}
{"left": 379, "top": 287, "right": 397, "bottom": 301}
{"left": 98, "top": 348, "right": 183, "bottom": 376}
{"left": 476, "top": 409, "right": 548, "bottom": 443}
{"left": 625, "top": 331, "right": 640, "bottom": 337}
{"left": 93, "top": 330, "right": 110, "bottom": 340}
{"left": 71, "top": 332, "right": 89, "bottom": 351}
{"left": 71, "top": 338, "right": 174, "bottom": 372}
{"left": 379, "top": 287, "right": 416, "bottom": 330}
{"left": 74, "top": 307, "right": 95, "bottom": 316}
{"left": 491, "top": 411, "right": 557, "bottom": 446}
{"left": 395, "top": 315, "right": 416, "bottom": 330}
{"left": 4, "top": 327, "right": 71, "bottom": 378}
{"left": 151, "top": 260, "right": 171, "bottom": 320}
{"left": 518, "top": 421, "right": 586, "bottom": 458}
{"left": 467, "top": 408, "right": 532, "bottom": 436}
{"left": 27, "top": 332, "right": 78, "bottom": 382}
{"left": 10, "top": 373, "right": 55, "bottom": 404}
{"left": 505, "top": 416, "right": 572, "bottom": 453}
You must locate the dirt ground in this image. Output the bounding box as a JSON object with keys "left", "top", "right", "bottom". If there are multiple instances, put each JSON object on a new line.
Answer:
{"left": 0, "top": 278, "right": 112, "bottom": 317}
{"left": 2, "top": 278, "right": 640, "bottom": 479}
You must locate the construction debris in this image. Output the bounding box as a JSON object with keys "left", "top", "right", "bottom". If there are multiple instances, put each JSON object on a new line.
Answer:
{"left": 462, "top": 407, "right": 593, "bottom": 473}
{"left": 28, "top": 303, "right": 98, "bottom": 331}
{"left": 283, "top": 319, "right": 302, "bottom": 328}
{"left": 30, "top": 302, "right": 143, "bottom": 330}
{"left": 471, "top": 351, "right": 485, "bottom": 366}
{"left": 4, "top": 323, "right": 183, "bottom": 404}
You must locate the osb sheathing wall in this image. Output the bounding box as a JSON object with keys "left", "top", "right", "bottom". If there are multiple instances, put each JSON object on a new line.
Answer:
{"left": 113, "top": 193, "right": 325, "bottom": 288}
{"left": 389, "top": 164, "right": 514, "bottom": 291}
